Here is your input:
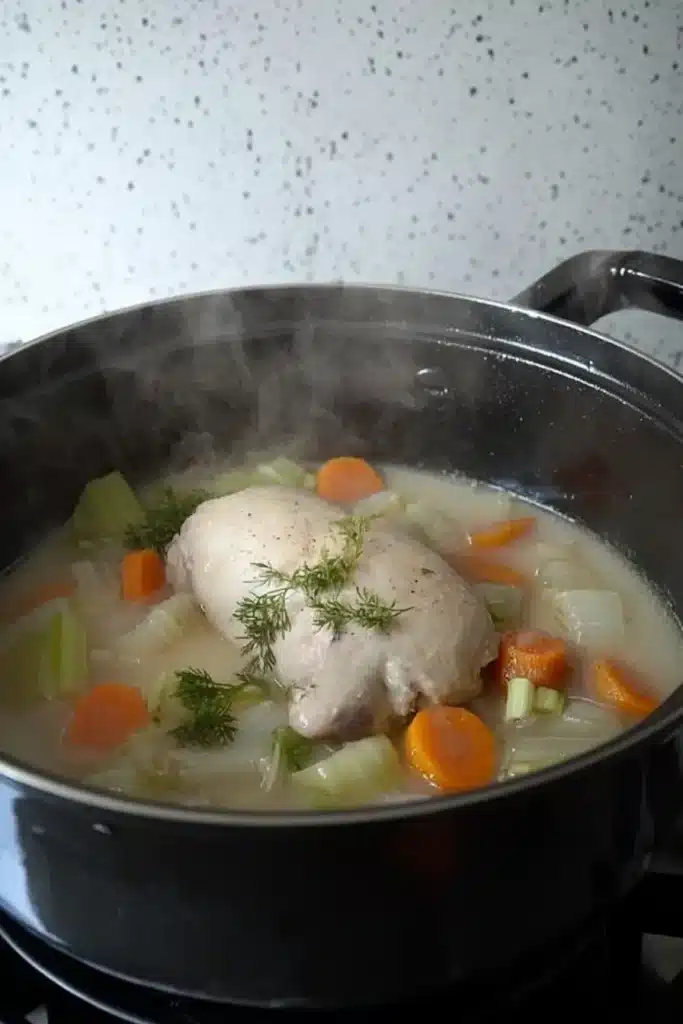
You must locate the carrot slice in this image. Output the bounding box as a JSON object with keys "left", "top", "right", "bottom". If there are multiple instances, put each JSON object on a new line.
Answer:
{"left": 592, "top": 658, "right": 658, "bottom": 718}
{"left": 497, "top": 629, "right": 569, "bottom": 690}
{"left": 121, "top": 549, "right": 166, "bottom": 602}
{"left": 64, "top": 683, "right": 151, "bottom": 752}
{"left": 1, "top": 581, "right": 76, "bottom": 624}
{"left": 315, "top": 457, "right": 384, "bottom": 504}
{"left": 405, "top": 706, "right": 497, "bottom": 793}
{"left": 449, "top": 553, "right": 526, "bottom": 587}
{"left": 468, "top": 516, "right": 535, "bottom": 551}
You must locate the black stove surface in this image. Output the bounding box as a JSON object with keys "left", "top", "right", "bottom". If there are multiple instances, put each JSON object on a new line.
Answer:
{"left": 3, "top": 850, "right": 683, "bottom": 1024}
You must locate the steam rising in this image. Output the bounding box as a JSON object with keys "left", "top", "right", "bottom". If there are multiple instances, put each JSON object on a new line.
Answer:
{"left": 2, "top": 253, "right": 678, "bottom": 575}
{"left": 92, "top": 286, "right": 426, "bottom": 483}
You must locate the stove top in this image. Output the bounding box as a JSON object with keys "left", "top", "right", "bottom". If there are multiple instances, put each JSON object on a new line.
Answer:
{"left": 3, "top": 849, "right": 683, "bottom": 1023}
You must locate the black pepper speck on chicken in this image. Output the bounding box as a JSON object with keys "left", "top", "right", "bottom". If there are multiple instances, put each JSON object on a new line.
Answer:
{"left": 166, "top": 487, "right": 498, "bottom": 741}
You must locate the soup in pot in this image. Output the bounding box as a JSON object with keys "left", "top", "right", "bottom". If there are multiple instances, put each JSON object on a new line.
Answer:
{"left": 0, "top": 454, "right": 679, "bottom": 810}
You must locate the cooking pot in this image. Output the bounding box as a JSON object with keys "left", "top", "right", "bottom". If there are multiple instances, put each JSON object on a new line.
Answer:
{"left": 0, "top": 249, "right": 683, "bottom": 1009}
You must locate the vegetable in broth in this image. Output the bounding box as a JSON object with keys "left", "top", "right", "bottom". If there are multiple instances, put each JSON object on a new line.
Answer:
{"left": 0, "top": 454, "right": 679, "bottom": 811}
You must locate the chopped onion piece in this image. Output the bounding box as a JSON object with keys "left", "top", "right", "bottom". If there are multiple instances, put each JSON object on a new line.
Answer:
{"left": 207, "top": 469, "right": 269, "bottom": 497}
{"left": 255, "top": 457, "right": 307, "bottom": 489}
{"left": 118, "top": 593, "right": 201, "bottom": 661}
{"left": 292, "top": 736, "right": 401, "bottom": 808}
{"left": 475, "top": 583, "right": 523, "bottom": 630}
{"left": 556, "top": 697, "right": 622, "bottom": 737}
{"left": 502, "top": 734, "right": 604, "bottom": 777}
{"left": 72, "top": 560, "right": 119, "bottom": 610}
{"left": 206, "top": 459, "right": 308, "bottom": 496}
{"left": 145, "top": 671, "right": 185, "bottom": 725}
{"left": 500, "top": 696, "right": 622, "bottom": 778}
{"left": 534, "top": 541, "right": 596, "bottom": 590}
{"left": 87, "top": 730, "right": 186, "bottom": 801}
{"left": 461, "top": 487, "right": 514, "bottom": 527}
{"left": 552, "top": 589, "right": 624, "bottom": 651}
{"left": 353, "top": 489, "right": 406, "bottom": 522}
{"left": 537, "top": 559, "right": 594, "bottom": 590}
{"left": 402, "top": 501, "right": 466, "bottom": 552}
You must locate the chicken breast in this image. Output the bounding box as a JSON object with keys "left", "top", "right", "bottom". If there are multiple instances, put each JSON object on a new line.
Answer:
{"left": 167, "top": 486, "right": 497, "bottom": 741}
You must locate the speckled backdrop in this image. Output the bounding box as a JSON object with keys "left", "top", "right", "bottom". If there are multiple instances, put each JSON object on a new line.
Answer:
{"left": 1, "top": 0, "right": 682, "bottom": 360}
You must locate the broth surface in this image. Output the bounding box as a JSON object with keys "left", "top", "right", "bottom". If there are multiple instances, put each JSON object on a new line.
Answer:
{"left": 0, "top": 458, "right": 680, "bottom": 810}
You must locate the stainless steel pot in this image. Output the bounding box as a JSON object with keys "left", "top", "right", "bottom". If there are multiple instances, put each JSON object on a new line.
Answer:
{"left": 0, "top": 249, "right": 682, "bottom": 1008}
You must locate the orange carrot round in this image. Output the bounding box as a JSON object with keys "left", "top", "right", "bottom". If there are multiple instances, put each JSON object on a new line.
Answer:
{"left": 315, "top": 457, "right": 384, "bottom": 504}
{"left": 405, "top": 706, "right": 497, "bottom": 793}
{"left": 64, "top": 683, "right": 151, "bottom": 752}
{"left": 121, "top": 549, "right": 166, "bottom": 602}
{"left": 592, "top": 658, "right": 658, "bottom": 718}
{"left": 468, "top": 516, "right": 536, "bottom": 551}
{"left": 449, "top": 553, "right": 526, "bottom": 588}
{"left": 497, "top": 629, "right": 569, "bottom": 690}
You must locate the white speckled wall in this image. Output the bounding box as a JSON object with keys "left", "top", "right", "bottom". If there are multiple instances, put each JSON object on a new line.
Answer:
{"left": 1, "top": 0, "right": 682, "bottom": 360}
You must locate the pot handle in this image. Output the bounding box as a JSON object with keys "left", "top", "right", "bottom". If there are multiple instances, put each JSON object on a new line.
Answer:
{"left": 512, "top": 250, "right": 683, "bottom": 327}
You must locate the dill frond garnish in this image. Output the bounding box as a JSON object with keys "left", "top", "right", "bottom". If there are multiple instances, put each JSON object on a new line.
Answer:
{"left": 255, "top": 515, "right": 375, "bottom": 600}
{"left": 170, "top": 667, "right": 238, "bottom": 747}
{"left": 311, "top": 588, "right": 410, "bottom": 635}
{"left": 233, "top": 589, "right": 290, "bottom": 674}
{"left": 335, "top": 514, "right": 374, "bottom": 562}
{"left": 232, "top": 512, "right": 409, "bottom": 686}
{"left": 124, "top": 487, "right": 210, "bottom": 554}
{"left": 233, "top": 515, "right": 374, "bottom": 666}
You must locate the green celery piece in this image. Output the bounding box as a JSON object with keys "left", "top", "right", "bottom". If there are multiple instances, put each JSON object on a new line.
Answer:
{"left": 504, "top": 676, "right": 535, "bottom": 722}
{"left": 0, "top": 601, "right": 88, "bottom": 708}
{"left": 72, "top": 471, "right": 144, "bottom": 543}
{"left": 48, "top": 604, "right": 88, "bottom": 696}
{"left": 533, "top": 686, "right": 565, "bottom": 715}
{"left": 0, "top": 626, "right": 52, "bottom": 709}
{"left": 272, "top": 725, "right": 316, "bottom": 772}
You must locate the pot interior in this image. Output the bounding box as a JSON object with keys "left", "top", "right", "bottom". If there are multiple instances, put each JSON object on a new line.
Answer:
{"left": 1, "top": 286, "right": 683, "bottom": 652}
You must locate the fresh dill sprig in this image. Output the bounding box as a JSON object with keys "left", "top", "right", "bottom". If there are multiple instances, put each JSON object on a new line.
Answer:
{"left": 124, "top": 487, "right": 210, "bottom": 554}
{"left": 233, "top": 590, "right": 290, "bottom": 673}
{"left": 298, "top": 514, "right": 376, "bottom": 598}
{"left": 311, "top": 587, "right": 410, "bottom": 635}
{"left": 253, "top": 514, "right": 375, "bottom": 600}
{"left": 170, "top": 667, "right": 238, "bottom": 747}
{"left": 173, "top": 667, "right": 227, "bottom": 710}
{"left": 173, "top": 706, "right": 237, "bottom": 748}
{"left": 309, "top": 596, "right": 354, "bottom": 635}
{"left": 335, "top": 514, "right": 375, "bottom": 562}
{"left": 232, "top": 513, "right": 406, "bottom": 681}
{"left": 351, "top": 588, "right": 411, "bottom": 632}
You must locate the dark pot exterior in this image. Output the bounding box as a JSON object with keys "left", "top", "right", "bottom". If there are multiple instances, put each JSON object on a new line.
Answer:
{"left": 0, "top": 734, "right": 681, "bottom": 1007}
{"left": 0, "top": 250, "right": 683, "bottom": 1006}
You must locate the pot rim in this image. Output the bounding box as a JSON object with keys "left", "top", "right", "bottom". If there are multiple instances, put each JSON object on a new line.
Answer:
{"left": 2, "top": 282, "right": 683, "bottom": 828}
